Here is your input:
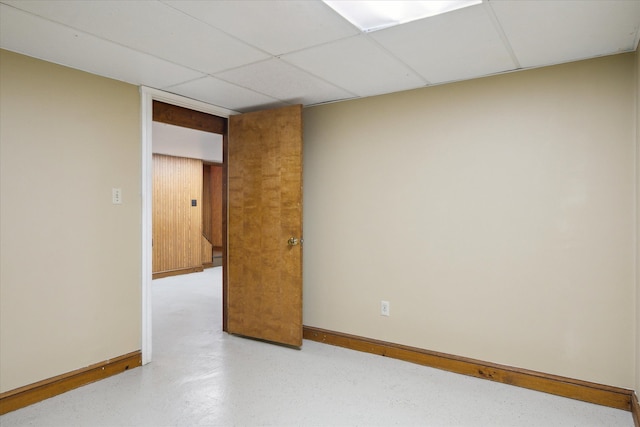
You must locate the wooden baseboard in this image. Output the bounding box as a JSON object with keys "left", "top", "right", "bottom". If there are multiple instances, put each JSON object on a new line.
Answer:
{"left": 303, "top": 326, "right": 633, "bottom": 411}
{"left": 0, "top": 350, "right": 141, "bottom": 415}
{"left": 632, "top": 391, "right": 640, "bottom": 427}
{"left": 152, "top": 266, "right": 204, "bottom": 279}
{"left": 2, "top": 333, "right": 632, "bottom": 418}
{"left": 202, "top": 262, "right": 214, "bottom": 269}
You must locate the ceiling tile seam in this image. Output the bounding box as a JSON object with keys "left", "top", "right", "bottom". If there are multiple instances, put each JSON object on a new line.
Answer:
{"left": 208, "top": 65, "right": 318, "bottom": 106}
{"left": 164, "top": 0, "right": 364, "bottom": 79}
{"left": 305, "top": 96, "right": 362, "bottom": 108}
{"left": 162, "top": 75, "right": 213, "bottom": 90}
{"left": 209, "top": 57, "right": 275, "bottom": 77}
{"left": 202, "top": 54, "right": 299, "bottom": 78}
{"left": 206, "top": 55, "right": 359, "bottom": 101}
{"left": 2, "top": 0, "right": 420, "bottom": 94}
{"left": 161, "top": 0, "right": 369, "bottom": 59}
{"left": 4, "top": 0, "right": 285, "bottom": 79}
{"left": 0, "top": 2, "right": 216, "bottom": 82}
{"left": 0, "top": 7, "right": 208, "bottom": 89}
{"left": 272, "top": 32, "right": 364, "bottom": 58}
{"left": 273, "top": 55, "right": 360, "bottom": 98}
{"left": 163, "top": 74, "right": 286, "bottom": 106}
{"left": 316, "top": 0, "right": 366, "bottom": 39}
{"left": 275, "top": 32, "right": 430, "bottom": 95}
{"left": 2, "top": 3, "right": 419, "bottom": 102}
{"left": 484, "top": 0, "right": 522, "bottom": 70}
{"left": 0, "top": 44, "right": 151, "bottom": 90}
{"left": 362, "top": 33, "right": 432, "bottom": 86}
{"left": 230, "top": 32, "right": 387, "bottom": 91}
{"left": 515, "top": 50, "right": 638, "bottom": 75}
{"left": 306, "top": 53, "right": 621, "bottom": 108}
{"left": 414, "top": 49, "right": 634, "bottom": 91}
{"left": 159, "top": 0, "right": 284, "bottom": 58}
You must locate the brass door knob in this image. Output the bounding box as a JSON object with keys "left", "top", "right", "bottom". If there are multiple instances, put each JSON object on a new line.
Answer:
{"left": 287, "top": 237, "right": 300, "bottom": 246}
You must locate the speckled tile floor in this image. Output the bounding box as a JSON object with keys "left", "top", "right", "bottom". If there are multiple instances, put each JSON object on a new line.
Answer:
{"left": 0, "top": 267, "right": 633, "bottom": 426}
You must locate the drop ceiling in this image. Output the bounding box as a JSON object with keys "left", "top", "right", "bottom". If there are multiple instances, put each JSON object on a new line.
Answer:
{"left": 1, "top": 0, "right": 639, "bottom": 113}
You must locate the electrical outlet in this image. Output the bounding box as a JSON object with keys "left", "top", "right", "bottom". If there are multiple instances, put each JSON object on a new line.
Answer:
{"left": 381, "top": 300, "right": 390, "bottom": 316}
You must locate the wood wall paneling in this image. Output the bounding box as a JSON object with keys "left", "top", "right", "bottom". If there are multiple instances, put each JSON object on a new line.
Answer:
{"left": 202, "top": 164, "right": 223, "bottom": 248}
{"left": 202, "top": 165, "right": 213, "bottom": 243}
{"left": 152, "top": 154, "right": 203, "bottom": 274}
{"left": 201, "top": 234, "right": 213, "bottom": 267}
{"left": 210, "top": 165, "right": 223, "bottom": 248}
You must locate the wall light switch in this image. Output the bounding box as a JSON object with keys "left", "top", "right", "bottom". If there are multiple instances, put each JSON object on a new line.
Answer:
{"left": 112, "top": 188, "right": 122, "bottom": 204}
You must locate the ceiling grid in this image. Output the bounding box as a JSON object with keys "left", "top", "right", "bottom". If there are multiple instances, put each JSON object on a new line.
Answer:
{"left": 1, "top": 0, "right": 638, "bottom": 112}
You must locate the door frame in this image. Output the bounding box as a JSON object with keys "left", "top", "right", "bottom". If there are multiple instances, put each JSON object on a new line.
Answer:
{"left": 140, "top": 86, "right": 236, "bottom": 364}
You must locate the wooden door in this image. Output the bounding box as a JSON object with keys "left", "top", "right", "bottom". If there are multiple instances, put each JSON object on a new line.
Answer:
{"left": 226, "top": 105, "right": 303, "bottom": 347}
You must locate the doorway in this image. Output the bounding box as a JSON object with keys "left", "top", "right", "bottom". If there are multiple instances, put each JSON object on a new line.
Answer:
{"left": 141, "top": 87, "right": 233, "bottom": 364}
{"left": 142, "top": 89, "right": 304, "bottom": 361}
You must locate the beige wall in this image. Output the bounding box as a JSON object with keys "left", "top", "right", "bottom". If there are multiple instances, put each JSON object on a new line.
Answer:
{"left": 0, "top": 46, "right": 637, "bottom": 396}
{"left": 0, "top": 50, "right": 141, "bottom": 392}
{"left": 303, "top": 53, "right": 636, "bottom": 389}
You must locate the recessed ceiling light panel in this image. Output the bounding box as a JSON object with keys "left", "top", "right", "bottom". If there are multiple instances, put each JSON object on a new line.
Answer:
{"left": 323, "top": 0, "right": 483, "bottom": 32}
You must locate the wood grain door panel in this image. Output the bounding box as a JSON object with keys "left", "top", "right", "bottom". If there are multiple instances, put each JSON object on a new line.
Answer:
{"left": 227, "top": 105, "right": 303, "bottom": 347}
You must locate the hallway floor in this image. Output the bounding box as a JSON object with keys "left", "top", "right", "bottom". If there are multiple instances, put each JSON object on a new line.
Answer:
{"left": 1, "top": 268, "right": 633, "bottom": 426}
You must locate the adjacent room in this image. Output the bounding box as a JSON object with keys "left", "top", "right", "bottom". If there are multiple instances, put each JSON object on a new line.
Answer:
{"left": 151, "top": 107, "right": 224, "bottom": 279}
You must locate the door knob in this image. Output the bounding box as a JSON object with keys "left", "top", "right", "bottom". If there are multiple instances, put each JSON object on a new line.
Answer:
{"left": 288, "top": 237, "right": 301, "bottom": 246}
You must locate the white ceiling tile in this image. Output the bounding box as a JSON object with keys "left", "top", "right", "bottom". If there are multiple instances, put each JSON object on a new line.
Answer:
{"left": 216, "top": 59, "right": 354, "bottom": 106}
{"left": 3, "top": 0, "right": 269, "bottom": 74}
{"left": 164, "top": 0, "right": 359, "bottom": 55}
{"left": 489, "top": 0, "right": 640, "bottom": 68}
{"left": 2, "top": 0, "right": 638, "bottom": 112}
{"left": 216, "top": 59, "right": 355, "bottom": 106}
{"left": 0, "top": 4, "right": 202, "bottom": 88}
{"left": 282, "top": 35, "right": 426, "bottom": 97}
{"left": 166, "top": 76, "right": 287, "bottom": 113}
{"left": 370, "top": 4, "right": 516, "bottom": 84}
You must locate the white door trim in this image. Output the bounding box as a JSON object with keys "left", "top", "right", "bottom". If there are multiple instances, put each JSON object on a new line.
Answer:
{"left": 140, "top": 86, "right": 235, "bottom": 365}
